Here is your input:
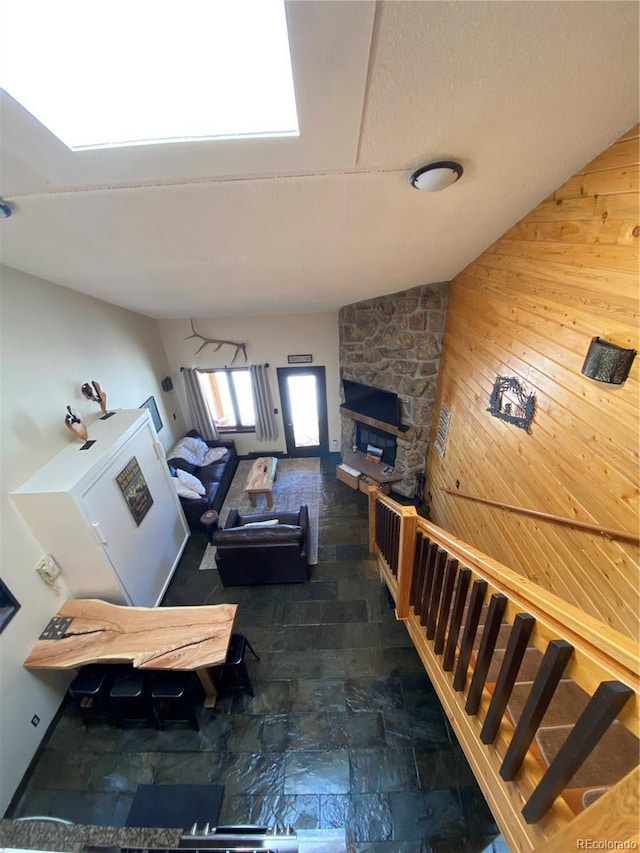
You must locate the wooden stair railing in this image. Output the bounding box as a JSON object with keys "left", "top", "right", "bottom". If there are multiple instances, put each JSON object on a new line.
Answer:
{"left": 368, "top": 488, "right": 639, "bottom": 853}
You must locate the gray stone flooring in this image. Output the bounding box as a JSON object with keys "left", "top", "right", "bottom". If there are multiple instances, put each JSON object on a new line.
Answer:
{"left": 8, "top": 456, "right": 498, "bottom": 851}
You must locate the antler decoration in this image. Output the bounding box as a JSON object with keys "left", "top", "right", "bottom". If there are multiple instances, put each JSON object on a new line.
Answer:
{"left": 185, "top": 319, "right": 248, "bottom": 365}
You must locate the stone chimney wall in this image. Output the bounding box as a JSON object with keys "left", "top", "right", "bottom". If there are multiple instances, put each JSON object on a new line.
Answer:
{"left": 339, "top": 282, "right": 449, "bottom": 497}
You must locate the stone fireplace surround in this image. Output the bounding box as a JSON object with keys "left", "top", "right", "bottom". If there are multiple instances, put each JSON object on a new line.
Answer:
{"left": 339, "top": 282, "right": 449, "bottom": 497}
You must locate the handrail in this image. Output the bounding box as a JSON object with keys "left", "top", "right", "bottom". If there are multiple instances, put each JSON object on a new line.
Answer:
{"left": 368, "top": 488, "right": 640, "bottom": 852}
{"left": 442, "top": 487, "right": 640, "bottom": 544}
{"left": 377, "top": 492, "right": 640, "bottom": 685}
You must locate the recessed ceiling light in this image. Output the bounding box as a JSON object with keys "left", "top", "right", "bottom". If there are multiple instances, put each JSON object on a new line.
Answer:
{"left": 0, "top": 0, "right": 299, "bottom": 151}
{"left": 410, "top": 161, "right": 463, "bottom": 192}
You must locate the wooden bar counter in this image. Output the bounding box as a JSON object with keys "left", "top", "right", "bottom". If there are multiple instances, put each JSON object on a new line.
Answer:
{"left": 24, "top": 598, "right": 237, "bottom": 708}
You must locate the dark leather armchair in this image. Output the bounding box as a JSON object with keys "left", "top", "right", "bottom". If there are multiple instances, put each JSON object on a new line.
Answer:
{"left": 211, "top": 505, "right": 309, "bottom": 586}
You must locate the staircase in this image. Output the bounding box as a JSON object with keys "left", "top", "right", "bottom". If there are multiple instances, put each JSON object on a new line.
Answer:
{"left": 367, "top": 488, "right": 639, "bottom": 852}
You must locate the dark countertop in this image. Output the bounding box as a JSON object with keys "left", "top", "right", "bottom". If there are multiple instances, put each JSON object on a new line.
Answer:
{"left": 0, "top": 820, "right": 352, "bottom": 852}
{"left": 0, "top": 820, "right": 181, "bottom": 851}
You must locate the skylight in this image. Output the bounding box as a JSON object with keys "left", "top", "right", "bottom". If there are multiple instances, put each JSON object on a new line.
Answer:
{"left": 0, "top": 0, "right": 299, "bottom": 151}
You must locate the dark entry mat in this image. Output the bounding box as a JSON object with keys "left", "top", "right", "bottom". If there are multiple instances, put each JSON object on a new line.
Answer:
{"left": 125, "top": 784, "right": 224, "bottom": 830}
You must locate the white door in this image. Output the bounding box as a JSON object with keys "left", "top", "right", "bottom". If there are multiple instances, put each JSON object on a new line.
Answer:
{"left": 79, "top": 421, "right": 187, "bottom": 606}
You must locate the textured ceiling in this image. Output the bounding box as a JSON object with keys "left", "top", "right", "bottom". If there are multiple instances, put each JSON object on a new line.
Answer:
{"left": 1, "top": 1, "right": 638, "bottom": 319}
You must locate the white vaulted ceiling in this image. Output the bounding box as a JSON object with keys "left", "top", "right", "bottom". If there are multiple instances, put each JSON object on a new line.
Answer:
{"left": 0, "top": 1, "right": 638, "bottom": 318}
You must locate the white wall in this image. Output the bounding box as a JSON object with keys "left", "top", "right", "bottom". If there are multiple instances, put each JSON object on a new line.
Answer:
{"left": 157, "top": 314, "right": 341, "bottom": 455}
{"left": 0, "top": 266, "right": 181, "bottom": 815}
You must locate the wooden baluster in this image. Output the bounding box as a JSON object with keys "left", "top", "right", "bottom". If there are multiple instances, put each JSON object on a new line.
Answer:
{"left": 480, "top": 613, "right": 536, "bottom": 744}
{"left": 453, "top": 579, "right": 488, "bottom": 691}
{"left": 443, "top": 567, "right": 471, "bottom": 672}
{"left": 376, "top": 502, "right": 386, "bottom": 559}
{"left": 522, "top": 680, "right": 633, "bottom": 823}
{"left": 419, "top": 543, "right": 439, "bottom": 626}
{"left": 410, "top": 534, "right": 428, "bottom": 609}
{"left": 385, "top": 507, "right": 393, "bottom": 567}
{"left": 391, "top": 513, "right": 400, "bottom": 576}
{"left": 465, "top": 593, "right": 508, "bottom": 715}
{"left": 434, "top": 558, "right": 458, "bottom": 655}
{"left": 500, "top": 639, "right": 574, "bottom": 781}
{"left": 381, "top": 506, "right": 395, "bottom": 571}
{"left": 426, "top": 549, "right": 448, "bottom": 640}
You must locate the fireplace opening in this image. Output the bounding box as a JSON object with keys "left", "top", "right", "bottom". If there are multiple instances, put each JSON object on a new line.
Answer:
{"left": 355, "top": 423, "right": 397, "bottom": 467}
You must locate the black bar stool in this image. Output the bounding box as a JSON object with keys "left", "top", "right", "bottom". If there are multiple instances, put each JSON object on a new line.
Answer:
{"left": 215, "top": 633, "right": 260, "bottom": 697}
{"left": 149, "top": 671, "right": 199, "bottom": 731}
{"left": 109, "top": 669, "right": 153, "bottom": 727}
{"left": 68, "top": 664, "right": 114, "bottom": 725}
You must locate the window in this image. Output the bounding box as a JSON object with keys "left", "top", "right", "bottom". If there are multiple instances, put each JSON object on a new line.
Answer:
{"left": 198, "top": 368, "right": 255, "bottom": 433}
{"left": 0, "top": 0, "right": 298, "bottom": 151}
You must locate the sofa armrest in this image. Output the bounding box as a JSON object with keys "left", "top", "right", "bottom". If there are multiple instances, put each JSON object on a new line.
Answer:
{"left": 212, "top": 524, "right": 303, "bottom": 547}
{"left": 298, "top": 504, "right": 309, "bottom": 557}
{"left": 206, "top": 439, "right": 237, "bottom": 453}
{"left": 225, "top": 508, "right": 242, "bottom": 529}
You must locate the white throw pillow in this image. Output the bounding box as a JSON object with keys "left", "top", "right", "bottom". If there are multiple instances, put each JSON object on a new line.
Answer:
{"left": 203, "top": 446, "right": 228, "bottom": 465}
{"left": 173, "top": 479, "right": 202, "bottom": 500}
{"left": 168, "top": 436, "right": 209, "bottom": 466}
{"left": 176, "top": 469, "right": 206, "bottom": 495}
{"left": 243, "top": 519, "right": 279, "bottom": 527}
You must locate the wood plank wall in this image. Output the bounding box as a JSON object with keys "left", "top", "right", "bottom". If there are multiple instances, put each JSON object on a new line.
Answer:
{"left": 427, "top": 125, "right": 639, "bottom": 641}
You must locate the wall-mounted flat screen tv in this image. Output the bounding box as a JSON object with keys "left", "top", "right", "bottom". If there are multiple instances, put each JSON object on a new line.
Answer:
{"left": 342, "top": 379, "right": 401, "bottom": 427}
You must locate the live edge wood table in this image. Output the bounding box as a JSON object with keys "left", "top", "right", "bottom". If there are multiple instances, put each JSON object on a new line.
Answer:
{"left": 24, "top": 598, "right": 237, "bottom": 708}
{"left": 244, "top": 456, "right": 278, "bottom": 508}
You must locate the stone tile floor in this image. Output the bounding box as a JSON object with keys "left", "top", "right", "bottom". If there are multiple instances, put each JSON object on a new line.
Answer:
{"left": 8, "top": 456, "right": 498, "bottom": 852}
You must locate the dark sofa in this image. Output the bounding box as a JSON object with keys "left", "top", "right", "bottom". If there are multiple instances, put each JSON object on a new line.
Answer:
{"left": 212, "top": 506, "right": 309, "bottom": 586}
{"left": 167, "top": 429, "right": 239, "bottom": 529}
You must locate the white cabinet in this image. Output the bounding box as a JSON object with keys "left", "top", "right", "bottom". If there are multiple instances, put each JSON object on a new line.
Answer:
{"left": 11, "top": 409, "right": 189, "bottom": 606}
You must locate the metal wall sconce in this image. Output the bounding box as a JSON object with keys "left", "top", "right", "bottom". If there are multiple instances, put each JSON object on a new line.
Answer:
{"left": 581, "top": 337, "right": 636, "bottom": 385}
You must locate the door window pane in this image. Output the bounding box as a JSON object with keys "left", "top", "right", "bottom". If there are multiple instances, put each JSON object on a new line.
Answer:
{"left": 287, "top": 374, "right": 319, "bottom": 447}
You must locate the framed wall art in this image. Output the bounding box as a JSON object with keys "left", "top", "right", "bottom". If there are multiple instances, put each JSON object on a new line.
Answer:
{"left": 140, "top": 395, "right": 163, "bottom": 433}
{"left": 488, "top": 376, "right": 535, "bottom": 432}
{"left": 0, "top": 578, "right": 21, "bottom": 634}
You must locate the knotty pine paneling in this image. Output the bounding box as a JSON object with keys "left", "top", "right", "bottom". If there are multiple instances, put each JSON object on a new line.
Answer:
{"left": 427, "top": 125, "right": 640, "bottom": 640}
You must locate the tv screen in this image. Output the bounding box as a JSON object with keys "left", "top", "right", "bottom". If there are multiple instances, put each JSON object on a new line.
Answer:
{"left": 342, "top": 379, "right": 401, "bottom": 427}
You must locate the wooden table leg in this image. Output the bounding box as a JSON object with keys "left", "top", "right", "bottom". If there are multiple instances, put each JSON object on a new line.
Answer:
{"left": 196, "top": 667, "right": 219, "bottom": 708}
{"left": 248, "top": 493, "right": 257, "bottom": 507}
{"left": 266, "top": 492, "right": 273, "bottom": 508}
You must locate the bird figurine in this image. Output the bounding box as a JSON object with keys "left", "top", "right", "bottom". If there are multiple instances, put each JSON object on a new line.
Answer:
{"left": 81, "top": 380, "right": 108, "bottom": 414}
{"left": 64, "top": 406, "right": 88, "bottom": 442}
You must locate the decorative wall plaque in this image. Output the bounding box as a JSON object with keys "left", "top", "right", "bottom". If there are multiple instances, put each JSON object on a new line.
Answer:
{"left": 434, "top": 402, "right": 451, "bottom": 457}
{"left": 287, "top": 354, "right": 313, "bottom": 364}
{"left": 488, "top": 376, "right": 535, "bottom": 432}
{"left": 116, "top": 456, "right": 154, "bottom": 526}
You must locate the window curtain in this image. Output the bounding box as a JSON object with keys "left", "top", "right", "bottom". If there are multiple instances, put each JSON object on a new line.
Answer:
{"left": 181, "top": 368, "right": 218, "bottom": 441}
{"left": 250, "top": 363, "right": 278, "bottom": 442}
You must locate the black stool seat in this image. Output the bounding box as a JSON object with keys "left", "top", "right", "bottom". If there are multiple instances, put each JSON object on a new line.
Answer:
{"left": 110, "top": 669, "right": 153, "bottom": 727}
{"left": 68, "top": 664, "right": 113, "bottom": 725}
{"left": 215, "top": 633, "right": 260, "bottom": 697}
{"left": 149, "top": 671, "right": 199, "bottom": 731}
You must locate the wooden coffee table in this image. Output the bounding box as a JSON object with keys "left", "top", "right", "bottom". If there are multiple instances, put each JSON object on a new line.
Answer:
{"left": 244, "top": 456, "right": 278, "bottom": 508}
